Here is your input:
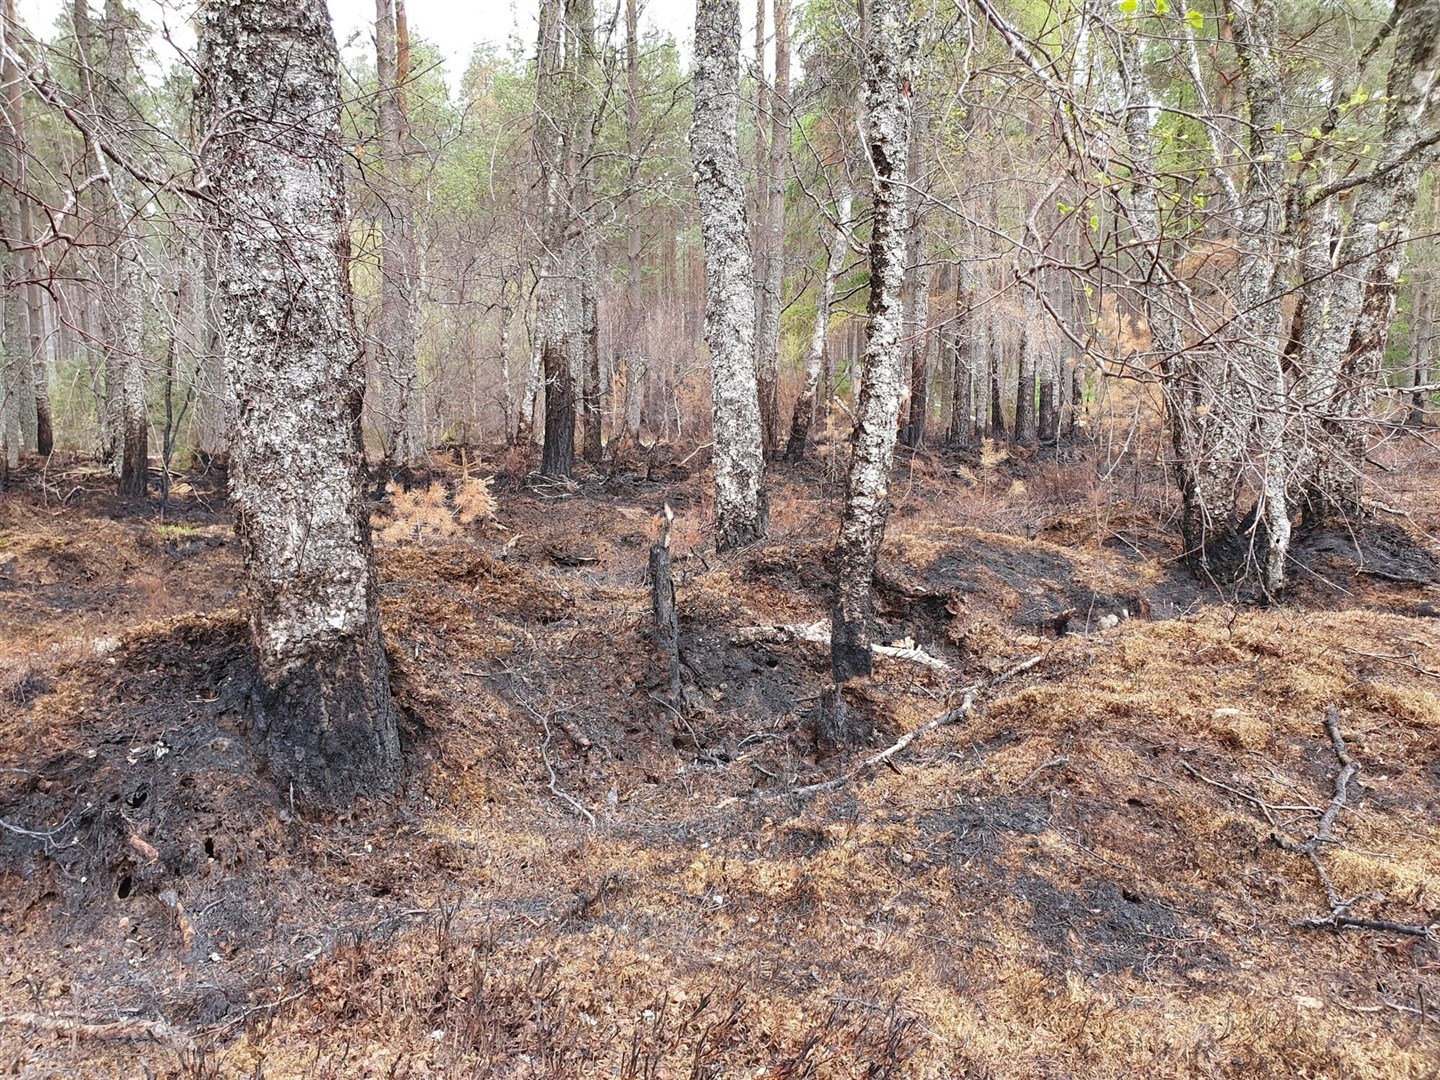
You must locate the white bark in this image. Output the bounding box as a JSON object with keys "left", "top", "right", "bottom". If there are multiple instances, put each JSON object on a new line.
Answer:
{"left": 198, "top": 0, "right": 401, "bottom": 806}
{"left": 692, "top": 0, "right": 768, "bottom": 549}
{"left": 374, "top": 0, "right": 422, "bottom": 467}
{"left": 832, "top": 0, "right": 913, "bottom": 683}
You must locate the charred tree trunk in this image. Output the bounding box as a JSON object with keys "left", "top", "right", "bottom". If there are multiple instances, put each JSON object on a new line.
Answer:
{"left": 692, "top": 0, "right": 768, "bottom": 549}
{"left": 198, "top": 0, "right": 401, "bottom": 808}
{"left": 784, "top": 191, "right": 851, "bottom": 462}
{"left": 1014, "top": 326, "right": 1036, "bottom": 446}
{"left": 830, "top": 0, "right": 913, "bottom": 694}
{"left": 988, "top": 324, "right": 1006, "bottom": 440}
{"left": 1037, "top": 364, "right": 1057, "bottom": 444}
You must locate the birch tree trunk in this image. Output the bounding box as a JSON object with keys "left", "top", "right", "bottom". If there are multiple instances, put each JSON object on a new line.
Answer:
{"left": 1295, "top": 0, "right": 1440, "bottom": 520}
{"left": 1223, "top": 0, "right": 1290, "bottom": 594}
{"left": 374, "top": 0, "right": 422, "bottom": 467}
{"left": 754, "top": 0, "right": 790, "bottom": 455}
{"left": 615, "top": 0, "right": 645, "bottom": 458}
{"left": 198, "top": 0, "right": 401, "bottom": 808}
{"left": 830, "top": 0, "right": 913, "bottom": 688}
{"left": 2, "top": 0, "right": 50, "bottom": 456}
{"left": 900, "top": 101, "right": 930, "bottom": 448}
{"left": 692, "top": 0, "right": 768, "bottom": 549}
{"left": 784, "top": 191, "right": 851, "bottom": 462}
{"left": 0, "top": 5, "right": 21, "bottom": 471}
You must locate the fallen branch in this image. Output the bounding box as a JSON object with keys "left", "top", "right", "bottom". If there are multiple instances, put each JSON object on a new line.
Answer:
{"left": 540, "top": 713, "right": 596, "bottom": 826}
{"left": 1272, "top": 709, "right": 1437, "bottom": 942}
{"left": 0, "top": 1011, "right": 191, "bottom": 1048}
{"left": 793, "top": 653, "right": 1045, "bottom": 796}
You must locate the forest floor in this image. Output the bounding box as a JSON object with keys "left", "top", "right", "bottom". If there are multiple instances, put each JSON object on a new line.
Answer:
{"left": 0, "top": 432, "right": 1438, "bottom": 1078}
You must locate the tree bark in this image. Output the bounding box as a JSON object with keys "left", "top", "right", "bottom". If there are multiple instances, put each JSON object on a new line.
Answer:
{"left": 374, "top": 0, "right": 422, "bottom": 468}
{"left": 198, "top": 0, "right": 401, "bottom": 808}
{"left": 831, "top": 0, "right": 913, "bottom": 689}
{"left": 2, "top": 0, "right": 50, "bottom": 456}
{"left": 1014, "top": 324, "right": 1036, "bottom": 446}
{"left": 900, "top": 101, "right": 930, "bottom": 448}
{"left": 754, "top": 0, "right": 790, "bottom": 455}
{"left": 616, "top": 0, "right": 645, "bottom": 457}
{"left": 692, "top": 0, "right": 768, "bottom": 549}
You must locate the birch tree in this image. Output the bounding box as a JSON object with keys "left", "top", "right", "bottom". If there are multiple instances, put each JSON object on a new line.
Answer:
{"left": 830, "top": 0, "right": 913, "bottom": 690}
{"left": 374, "top": 0, "right": 422, "bottom": 467}
{"left": 692, "top": 0, "right": 768, "bottom": 549}
{"left": 198, "top": 0, "right": 402, "bottom": 807}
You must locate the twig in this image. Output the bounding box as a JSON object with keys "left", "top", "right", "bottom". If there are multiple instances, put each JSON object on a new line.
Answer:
{"left": 540, "top": 713, "right": 595, "bottom": 826}
{"left": 1341, "top": 647, "right": 1440, "bottom": 680}
{"left": 1013, "top": 756, "right": 1069, "bottom": 792}
{"left": 1178, "top": 762, "right": 1322, "bottom": 826}
{"left": 793, "top": 654, "right": 1045, "bottom": 797}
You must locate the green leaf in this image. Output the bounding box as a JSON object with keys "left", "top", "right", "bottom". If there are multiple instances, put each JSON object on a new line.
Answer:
{"left": 1288, "top": 150, "right": 1303, "bottom": 162}
{"left": 1118, "top": 0, "right": 1139, "bottom": 14}
{"left": 1184, "top": 8, "right": 1204, "bottom": 29}
{"left": 1154, "top": 0, "right": 1169, "bottom": 14}
{"left": 1089, "top": 213, "right": 1101, "bottom": 232}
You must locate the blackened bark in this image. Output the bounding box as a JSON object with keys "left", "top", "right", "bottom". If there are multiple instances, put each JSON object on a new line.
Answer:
{"left": 1037, "top": 373, "right": 1057, "bottom": 444}
{"left": 649, "top": 522, "right": 682, "bottom": 703}
{"left": 1014, "top": 327, "right": 1036, "bottom": 446}
{"left": 198, "top": 0, "right": 401, "bottom": 808}
{"left": 541, "top": 337, "right": 577, "bottom": 476}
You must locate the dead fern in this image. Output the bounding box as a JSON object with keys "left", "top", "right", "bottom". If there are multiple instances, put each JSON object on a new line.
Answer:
{"left": 376, "top": 477, "right": 496, "bottom": 545}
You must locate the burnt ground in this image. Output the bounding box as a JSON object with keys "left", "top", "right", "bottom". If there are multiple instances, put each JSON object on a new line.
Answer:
{"left": 0, "top": 440, "right": 1437, "bottom": 1078}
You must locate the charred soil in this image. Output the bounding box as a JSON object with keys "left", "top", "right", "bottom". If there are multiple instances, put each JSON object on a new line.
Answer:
{"left": 0, "top": 443, "right": 1437, "bottom": 1078}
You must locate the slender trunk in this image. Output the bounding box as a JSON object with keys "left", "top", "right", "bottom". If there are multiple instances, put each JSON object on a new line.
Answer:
{"left": 900, "top": 101, "right": 930, "bottom": 448}
{"left": 784, "top": 191, "right": 851, "bottom": 462}
{"left": 498, "top": 275, "right": 516, "bottom": 435}
{"left": 754, "top": 0, "right": 789, "bottom": 455}
{"left": 375, "top": 0, "right": 421, "bottom": 467}
{"left": 3, "top": 0, "right": 50, "bottom": 455}
{"left": 198, "top": 0, "right": 401, "bottom": 808}
{"left": 617, "top": 0, "right": 645, "bottom": 455}
{"left": 95, "top": 0, "right": 147, "bottom": 495}
{"left": 1037, "top": 360, "right": 1057, "bottom": 444}
{"left": 750, "top": 0, "right": 774, "bottom": 451}
{"left": 692, "top": 0, "right": 768, "bottom": 549}
{"left": 1410, "top": 283, "right": 1432, "bottom": 426}
{"left": 1014, "top": 325, "right": 1036, "bottom": 446}
{"left": 830, "top": 0, "right": 913, "bottom": 691}
{"left": 987, "top": 322, "right": 1006, "bottom": 439}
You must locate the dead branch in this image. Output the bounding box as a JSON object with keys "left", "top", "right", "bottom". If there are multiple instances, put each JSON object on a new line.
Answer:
{"left": 0, "top": 1011, "right": 191, "bottom": 1048}
{"left": 793, "top": 653, "right": 1045, "bottom": 796}
{"left": 540, "top": 713, "right": 596, "bottom": 826}
{"left": 1272, "top": 709, "right": 1437, "bottom": 942}
{"left": 1013, "top": 756, "right": 1069, "bottom": 793}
